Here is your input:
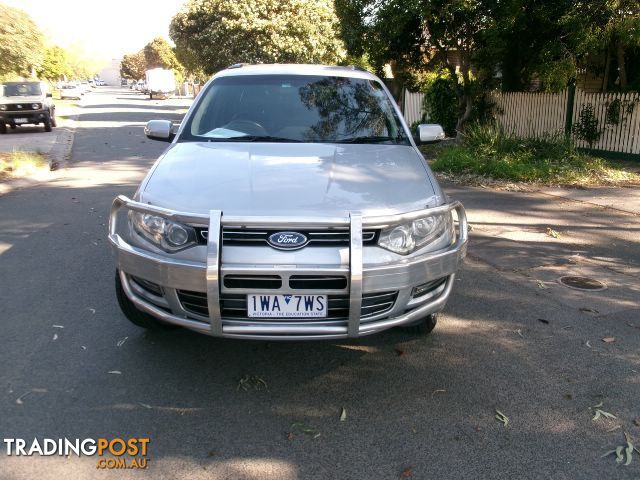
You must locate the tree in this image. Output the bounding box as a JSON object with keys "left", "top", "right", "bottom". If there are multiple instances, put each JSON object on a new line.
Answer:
{"left": 170, "top": 0, "right": 346, "bottom": 75}
{"left": 143, "top": 37, "right": 182, "bottom": 71}
{"left": 570, "top": 0, "right": 640, "bottom": 91}
{"left": 335, "top": 0, "right": 493, "bottom": 134}
{"left": 37, "top": 46, "right": 72, "bottom": 81}
{"left": 120, "top": 50, "right": 147, "bottom": 80}
{"left": 0, "top": 4, "right": 44, "bottom": 79}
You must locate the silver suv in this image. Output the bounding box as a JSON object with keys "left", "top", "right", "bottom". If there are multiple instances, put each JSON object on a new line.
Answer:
{"left": 109, "top": 64, "right": 467, "bottom": 340}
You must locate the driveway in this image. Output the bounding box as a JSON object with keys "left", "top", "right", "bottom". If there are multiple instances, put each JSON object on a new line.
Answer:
{"left": 0, "top": 89, "right": 638, "bottom": 479}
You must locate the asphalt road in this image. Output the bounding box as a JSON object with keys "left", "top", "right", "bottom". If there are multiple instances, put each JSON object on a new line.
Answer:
{"left": 0, "top": 89, "right": 638, "bottom": 480}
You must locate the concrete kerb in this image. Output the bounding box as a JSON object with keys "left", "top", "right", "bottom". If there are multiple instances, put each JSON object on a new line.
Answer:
{"left": 0, "top": 112, "right": 78, "bottom": 197}
{"left": 49, "top": 111, "right": 79, "bottom": 170}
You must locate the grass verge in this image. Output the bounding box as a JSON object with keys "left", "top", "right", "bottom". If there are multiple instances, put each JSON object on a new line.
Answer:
{"left": 0, "top": 151, "right": 50, "bottom": 182}
{"left": 422, "top": 123, "right": 640, "bottom": 188}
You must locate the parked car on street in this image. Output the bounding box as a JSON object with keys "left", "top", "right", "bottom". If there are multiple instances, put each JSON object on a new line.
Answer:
{"left": 109, "top": 64, "right": 467, "bottom": 340}
{"left": 59, "top": 83, "right": 83, "bottom": 100}
{"left": 0, "top": 81, "right": 56, "bottom": 133}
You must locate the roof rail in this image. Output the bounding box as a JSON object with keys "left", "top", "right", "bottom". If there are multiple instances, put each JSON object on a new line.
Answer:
{"left": 227, "top": 63, "right": 248, "bottom": 69}
{"left": 348, "top": 65, "right": 367, "bottom": 72}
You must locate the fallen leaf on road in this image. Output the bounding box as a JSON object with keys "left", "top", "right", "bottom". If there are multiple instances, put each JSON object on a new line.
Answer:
{"left": 138, "top": 403, "right": 152, "bottom": 409}
{"left": 52, "top": 325, "right": 64, "bottom": 329}
{"left": 52, "top": 333, "right": 58, "bottom": 341}
{"left": 602, "top": 337, "right": 616, "bottom": 343}
{"left": 545, "top": 227, "right": 561, "bottom": 238}
{"left": 432, "top": 389, "right": 447, "bottom": 397}
{"left": 340, "top": 408, "right": 347, "bottom": 422}
{"left": 580, "top": 307, "right": 599, "bottom": 314}
{"left": 537, "top": 318, "right": 550, "bottom": 324}
{"left": 15, "top": 388, "right": 47, "bottom": 405}
{"left": 290, "top": 423, "right": 321, "bottom": 439}
{"left": 107, "top": 370, "right": 122, "bottom": 375}
{"left": 592, "top": 401, "right": 617, "bottom": 421}
{"left": 536, "top": 280, "right": 549, "bottom": 289}
{"left": 87, "top": 308, "right": 96, "bottom": 314}
{"left": 607, "top": 425, "right": 621, "bottom": 432}
{"left": 394, "top": 348, "right": 405, "bottom": 356}
{"left": 495, "top": 409, "right": 509, "bottom": 427}
{"left": 116, "top": 336, "right": 128, "bottom": 347}
{"left": 585, "top": 340, "right": 592, "bottom": 348}
{"left": 400, "top": 467, "right": 413, "bottom": 478}
{"left": 633, "top": 418, "right": 640, "bottom": 427}
{"left": 602, "top": 432, "right": 636, "bottom": 466}
{"left": 237, "top": 374, "right": 268, "bottom": 391}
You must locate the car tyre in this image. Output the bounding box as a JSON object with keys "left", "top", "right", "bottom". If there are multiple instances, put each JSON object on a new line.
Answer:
{"left": 50, "top": 110, "right": 57, "bottom": 127}
{"left": 10, "top": 124, "right": 16, "bottom": 130}
{"left": 44, "top": 116, "right": 52, "bottom": 132}
{"left": 401, "top": 313, "right": 438, "bottom": 335}
{"left": 115, "top": 271, "right": 176, "bottom": 330}
{"left": 0, "top": 123, "right": 6, "bottom": 134}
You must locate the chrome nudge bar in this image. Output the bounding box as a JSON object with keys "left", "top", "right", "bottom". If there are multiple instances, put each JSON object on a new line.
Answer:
{"left": 109, "top": 195, "right": 468, "bottom": 339}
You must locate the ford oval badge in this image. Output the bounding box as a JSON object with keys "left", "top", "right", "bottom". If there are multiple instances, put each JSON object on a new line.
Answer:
{"left": 267, "top": 231, "right": 308, "bottom": 250}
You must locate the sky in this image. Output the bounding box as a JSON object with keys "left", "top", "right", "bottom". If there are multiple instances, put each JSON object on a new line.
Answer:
{"left": 2, "top": 0, "right": 188, "bottom": 61}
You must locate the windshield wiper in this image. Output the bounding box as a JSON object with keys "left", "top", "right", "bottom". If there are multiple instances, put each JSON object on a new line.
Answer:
{"left": 335, "top": 135, "right": 397, "bottom": 144}
{"left": 226, "top": 135, "right": 302, "bottom": 143}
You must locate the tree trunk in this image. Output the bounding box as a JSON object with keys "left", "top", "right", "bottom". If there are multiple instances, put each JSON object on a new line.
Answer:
{"left": 616, "top": 42, "right": 627, "bottom": 90}
{"left": 602, "top": 46, "right": 612, "bottom": 92}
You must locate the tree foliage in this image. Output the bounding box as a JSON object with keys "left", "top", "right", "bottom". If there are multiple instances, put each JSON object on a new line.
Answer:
{"left": 0, "top": 4, "right": 44, "bottom": 79}
{"left": 120, "top": 51, "right": 148, "bottom": 80}
{"left": 170, "top": 0, "right": 347, "bottom": 75}
{"left": 144, "top": 37, "right": 182, "bottom": 71}
{"left": 335, "top": 0, "right": 492, "bottom": 134}
{"left": 37, "top": 46, "right": 71, "bottom": 81}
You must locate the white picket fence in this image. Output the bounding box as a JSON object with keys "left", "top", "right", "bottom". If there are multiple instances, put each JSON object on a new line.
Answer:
{"left": 494, "top": 89, "right": 640, "bottom": 155}
{"left": 403, "top": 90, "right": 426, "bottom": 126}
{"left": 571, "top": 90, "right": 640, "bottom": 154}
{"left": 493, "top": 90, "right": 569, "bottom": 138}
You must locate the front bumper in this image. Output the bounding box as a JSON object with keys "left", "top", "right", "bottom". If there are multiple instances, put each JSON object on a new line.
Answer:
{"left": 108, "top": 196, "right": 468, "bottom": 340}
{"left": 0, "top": 110, "right": 50, "bottom": 125}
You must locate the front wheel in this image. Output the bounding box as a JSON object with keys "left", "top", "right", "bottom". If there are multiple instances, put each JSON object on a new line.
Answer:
{"left": 50, "top": 110, "right": 57, "bottom": 127}
{"left": 115, "top": 271, "right": 175, "bottom": 330}
{"left": 0, "top": 123, "right": 6, "bottom": 134}
{"left": 400, "top": 313, "right": 438, "bottom": 335}
{"left": 44, "top": 116, "right": 52, "bottom": 132}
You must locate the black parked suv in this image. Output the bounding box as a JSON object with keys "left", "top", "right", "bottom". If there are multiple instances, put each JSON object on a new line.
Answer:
{"left": 0, "top": 81, "right": 56, "bottom": 133}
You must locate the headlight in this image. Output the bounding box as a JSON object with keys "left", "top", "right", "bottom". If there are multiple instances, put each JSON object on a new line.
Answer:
{"left": 378, "top": 212, "right": 452, "bottom": 255}
{"left": 0, "top": 105, "right": 7, "bottom": 111}
{"left": 128, "top": 211, "right": 197, "bottom": 252}
{"left": 31, "top": 103, "right": 41, "bottom": 110}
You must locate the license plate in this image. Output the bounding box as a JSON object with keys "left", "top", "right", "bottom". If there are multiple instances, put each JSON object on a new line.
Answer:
{"left": 14, "top": 118, "right": 28, "bottom": 124}
{"left": 247, "top": 294, "right": 327, "bottom": 318}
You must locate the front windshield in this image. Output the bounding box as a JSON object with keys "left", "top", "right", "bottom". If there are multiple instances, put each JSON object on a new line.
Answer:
{"left": 2, "top": 83, "right": 42, "bottom": 97}
{"left": 181, "top": 74, "right": 409, "bottom": 144}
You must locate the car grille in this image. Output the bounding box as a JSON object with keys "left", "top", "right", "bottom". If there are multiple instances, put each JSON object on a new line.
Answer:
{"left": 4, "top": 104, "right": 36, "bottom": 112}
{"left": 176, "top": 290, "right": 398, "bottom": 320}
{"left": 222, "top": 274, "right": 348, "bottom": 291}
{"left": 195, "top": 227, "right": 378, "bottom": 247}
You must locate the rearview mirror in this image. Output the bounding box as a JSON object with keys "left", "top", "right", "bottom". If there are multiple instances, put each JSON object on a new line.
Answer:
{"left": 416, "top": 124, "right": 445, "bottom": 144}
{"left": 145, "top": 120, "right": 175, "bottom": 142}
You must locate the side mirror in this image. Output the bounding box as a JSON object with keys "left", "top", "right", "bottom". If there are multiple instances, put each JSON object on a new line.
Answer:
{"left": 416, "top": 124, "right": 445, "bottom": 144}
{"left": 145, "top": 120, "right": 175, "bottom": 142}
{"left": 46, "top": 93, "right": 52, "bottom": 98}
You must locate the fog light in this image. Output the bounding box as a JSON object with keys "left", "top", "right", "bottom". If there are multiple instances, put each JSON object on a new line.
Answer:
{"left": 412, "top": 279, "right": 445, "bottom": 298}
